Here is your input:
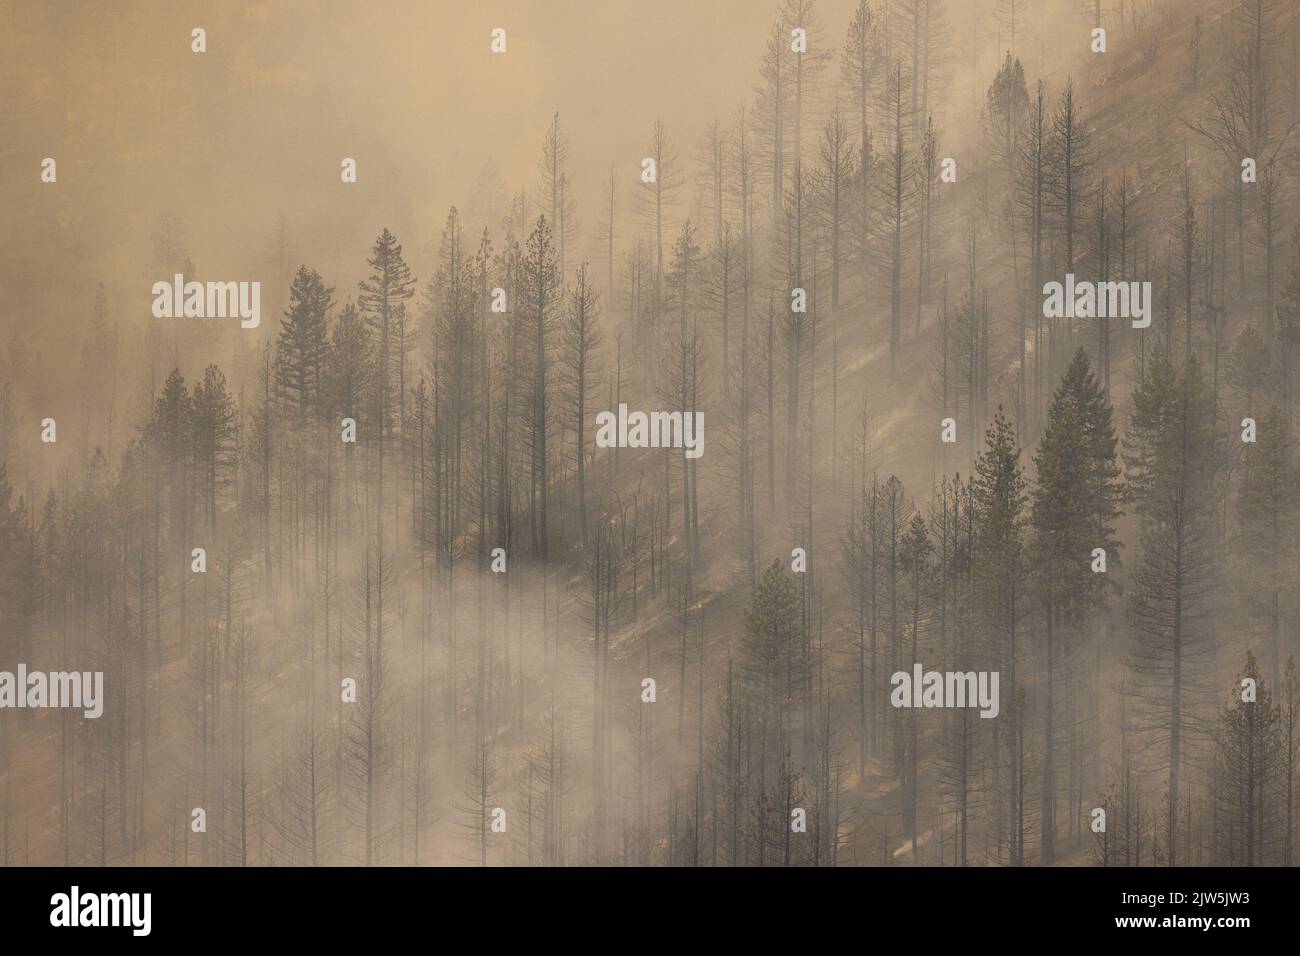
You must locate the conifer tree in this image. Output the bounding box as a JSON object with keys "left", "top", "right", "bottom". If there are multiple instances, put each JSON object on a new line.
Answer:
{"left": 1031, "top": 350, "right": 1119, "bottom": 862}
{"left": 522, "top": 216, "right": 560, "bottom": 558}
{"left": 1125, "top": 353, "right": 1221, "bottom": 865}
{"left": 899, "top": 511, "right": 931, "bottom": 862}
{"left": 972, "top": 407, "right": 1027, "bottom": 861}
{"left": 740, "top": 560, "right": 805, "bottom": 758}
{"left": 1236, "top": 407, "right": 1296, "bottom": 690}
{"left": 879, "top": 62, "right": 911, "bottom": 372}
{"left": 277, "top": 266, "right": 334, "bottom": 414}
{"left": 358, "top": 229, "right": 416, "bottom": 438}
{"left": 562, "top": 264, "right": 602, "bottom": 546}
{"left": 1212, "top": 650, "right": 1282, "bottom": 865}
{"left": 191, "top": 365, "right": 237, "bottom": 535}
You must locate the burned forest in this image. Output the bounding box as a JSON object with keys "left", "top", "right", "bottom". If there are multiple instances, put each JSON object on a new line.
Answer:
{"left": 3, "top": 0, "right": 1300, "bottom": 870}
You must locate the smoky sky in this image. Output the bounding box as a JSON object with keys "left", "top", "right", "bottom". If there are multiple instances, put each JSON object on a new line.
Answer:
{"left": 4, "top": 1, "right": 774, "bottom": 335}
{"left": 0, "top": 0, "right": 1114, "bottom": 500}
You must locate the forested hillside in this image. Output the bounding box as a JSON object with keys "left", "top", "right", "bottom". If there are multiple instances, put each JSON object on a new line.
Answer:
{"left": 1, "top": 0, "right": 1299, "bottom": 866}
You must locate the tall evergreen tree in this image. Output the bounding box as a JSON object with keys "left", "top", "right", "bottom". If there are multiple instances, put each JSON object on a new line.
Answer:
{"left": 358, "top": 229, "right": 416, "bottom": 438}
{"left": 1212, "top": 650, "right": 1282, "bottom": 865}
{"left": 972, "top": 406, "right": 1027, "bottom": 863}
{"left": 522, "top": 216, "right": 560, "bottom": 558}
{"left": 276, "top": 266, "right": 334, "bottom": 414}
{"left": 562, "top": 263, "right": 602, "bottom": 546}
{"left": 1236, "top": 407, "right": 1296, "bottom": 691}
{"left": 1125, "top": 351, "right": 1221, "bottom": 866}
{"left": 1031, "top": 350, "right": 1120, "bottom": 862}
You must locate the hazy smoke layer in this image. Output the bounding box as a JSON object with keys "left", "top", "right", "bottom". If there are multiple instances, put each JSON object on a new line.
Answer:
{"left": 1, "top": 0, "right": 1299, "bottom": 868}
